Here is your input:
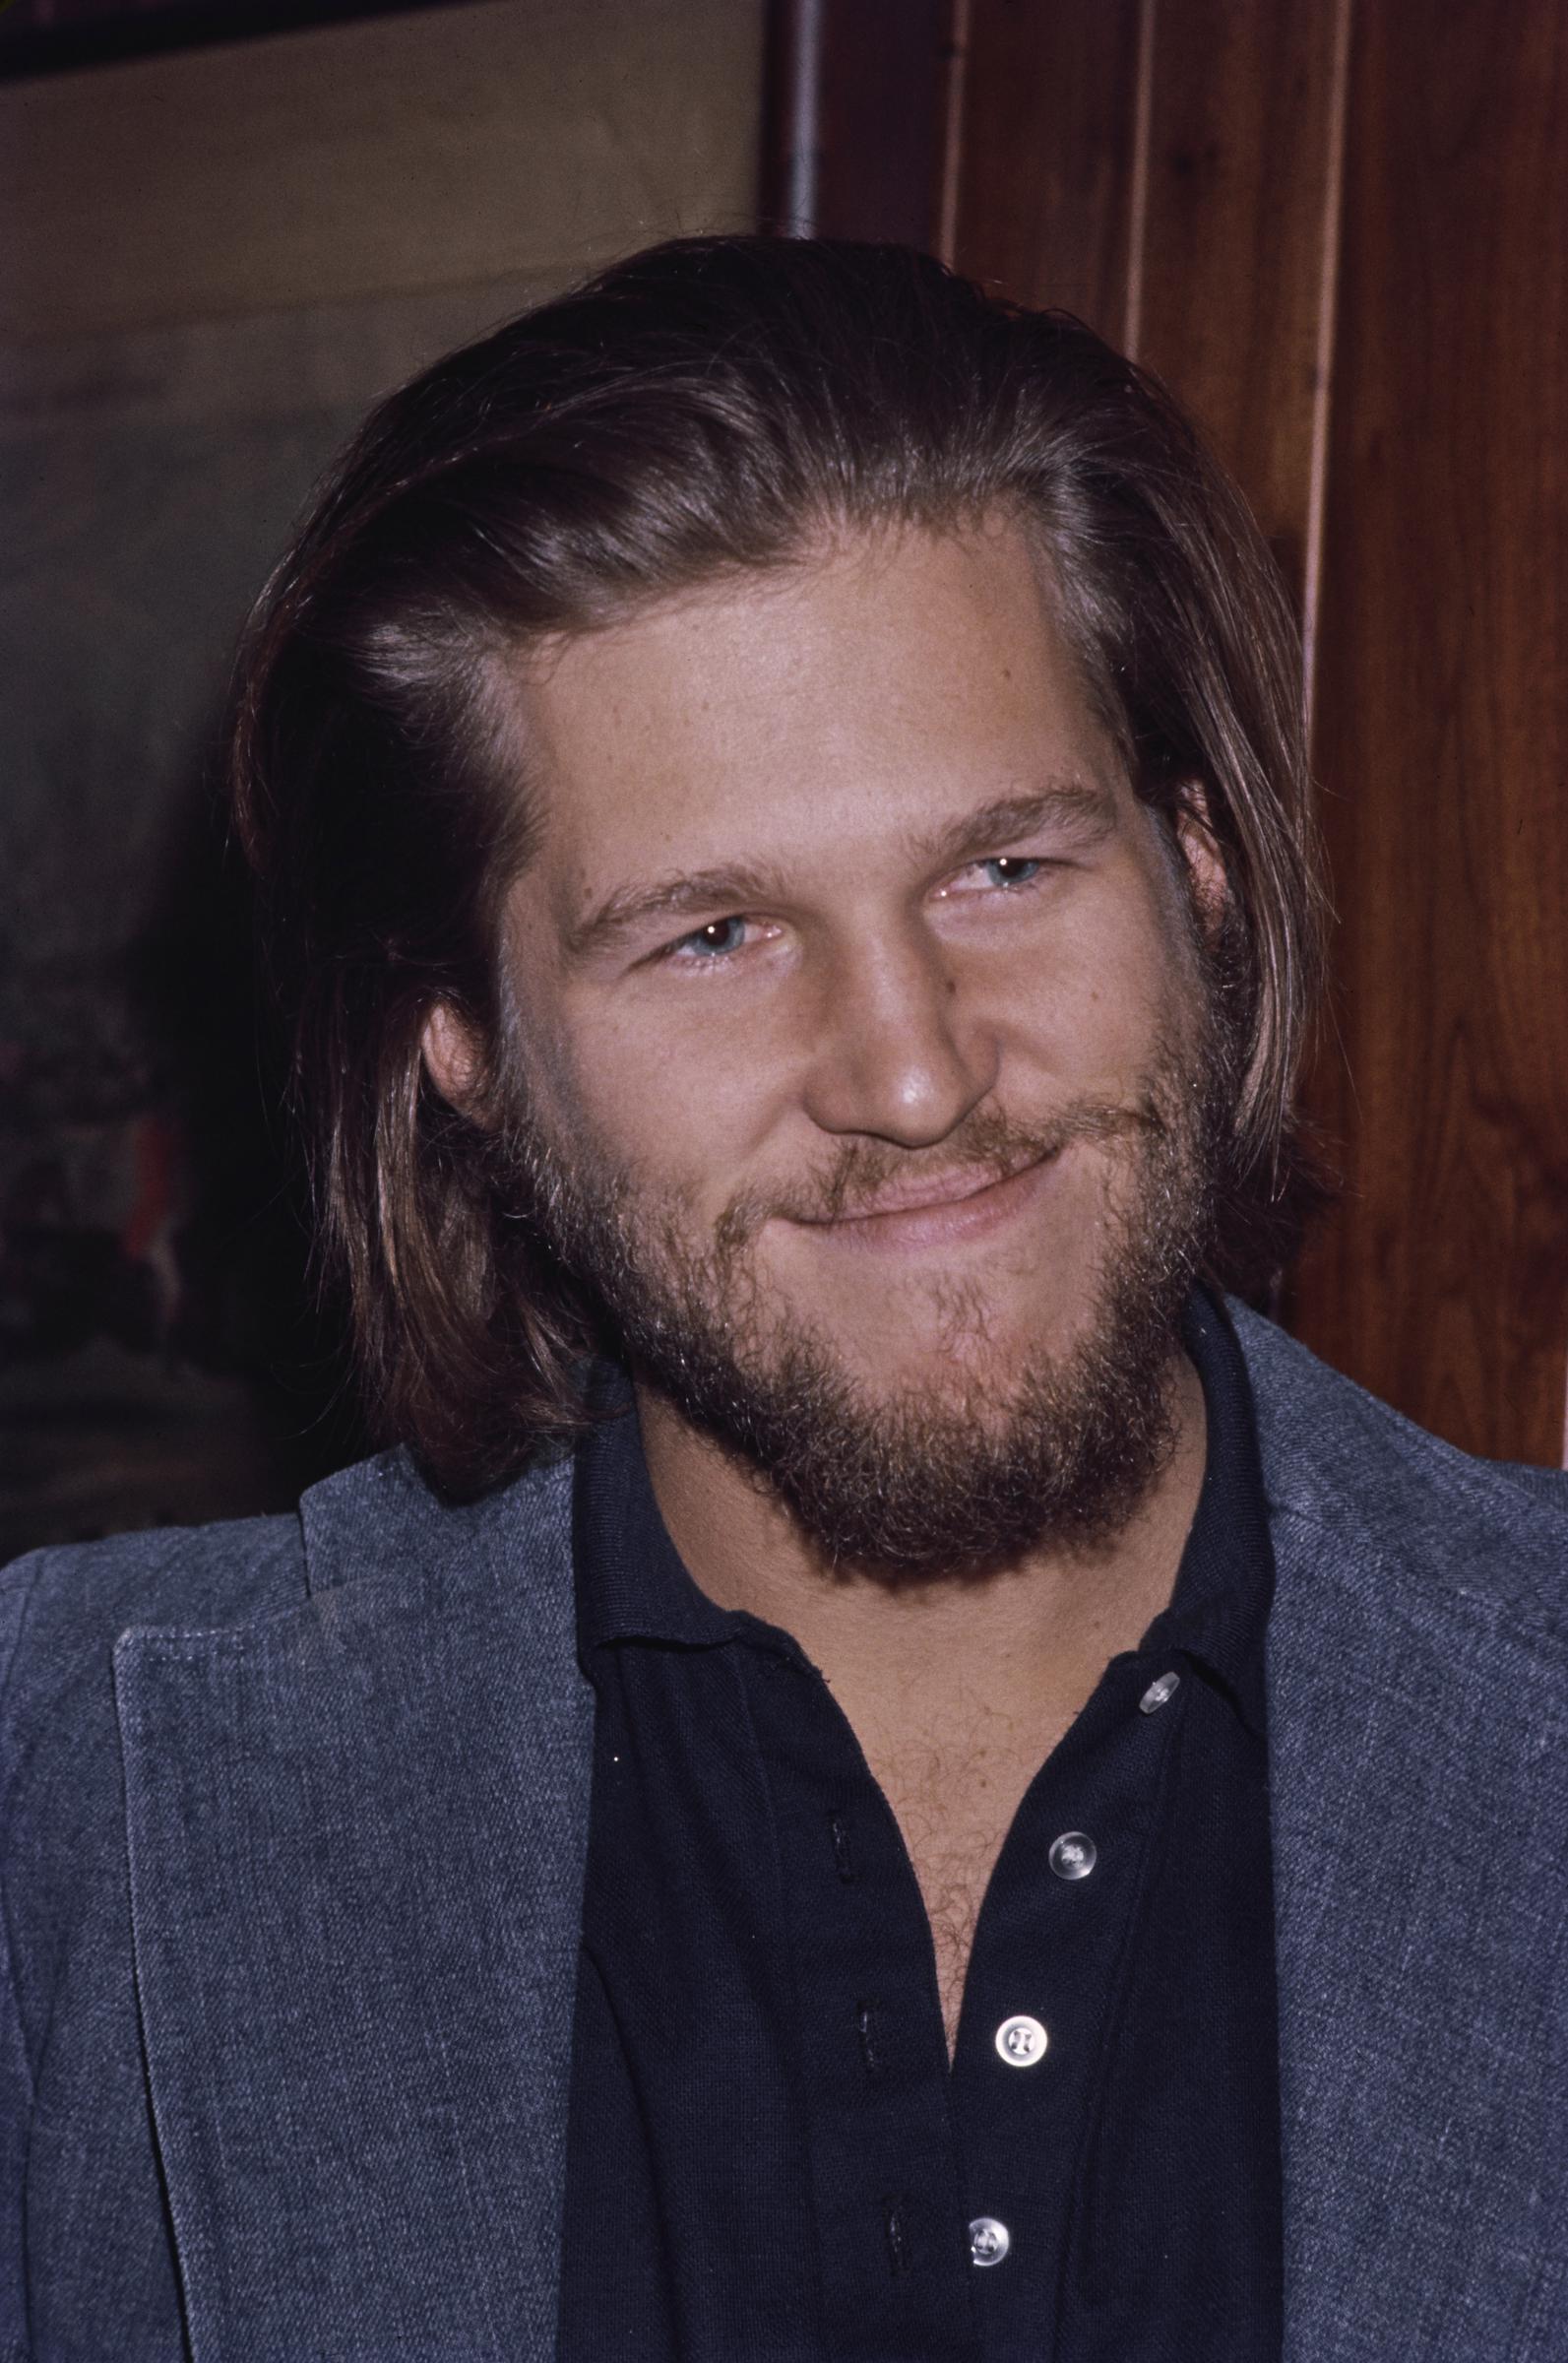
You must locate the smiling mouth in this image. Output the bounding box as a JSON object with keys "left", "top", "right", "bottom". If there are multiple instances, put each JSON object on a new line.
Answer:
{"left": 789, "top": 1150, "right": 1061, "bottom": 1251}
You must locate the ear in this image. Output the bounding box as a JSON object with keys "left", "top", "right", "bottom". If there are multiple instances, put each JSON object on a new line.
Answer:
{"left": 421, "top": 999, "right": 485, "bottom": 1116}
{"left": 1172, "top": 780, "right": 1229, "bottom": 932}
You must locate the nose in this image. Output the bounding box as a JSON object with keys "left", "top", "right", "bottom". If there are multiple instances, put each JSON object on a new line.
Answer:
{"left": 800, "top": 925, "right": 998, "bottom": 1146}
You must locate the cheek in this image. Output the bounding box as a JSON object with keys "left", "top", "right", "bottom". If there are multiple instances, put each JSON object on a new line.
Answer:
{"left": 540, "top": 989, "right": 796, "bottom": 1200}
{"left": 993, "top": 889, "right": 1189, "bottom": 1087}
{"left": 497, "top": 912, "right": 746, "bottom": 1179}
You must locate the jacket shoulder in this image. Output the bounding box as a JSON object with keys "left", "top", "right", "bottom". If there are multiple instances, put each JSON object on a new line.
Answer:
{"left": 1228, "top": 1299, "right": 1567, "bottom": 1620}
{"left": 1, "top": 1441, "right": 580, "bottom": 2356}
{"left": 2, "top": 1504, "right": 308, "bottom": 1708}
{"left": 0, "top": 1508, "right": 309, "bottom": 2242}
{"left": 1, "top": 1509, "right": 315, "bottom": 1977}
{"left": 3, "top": 1439, "right": 577, "bottom": 1753}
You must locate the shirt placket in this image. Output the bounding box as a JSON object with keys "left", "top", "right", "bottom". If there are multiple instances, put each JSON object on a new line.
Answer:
{"left": 950, "top": 1655, "right": 1191, "bottom": 2356}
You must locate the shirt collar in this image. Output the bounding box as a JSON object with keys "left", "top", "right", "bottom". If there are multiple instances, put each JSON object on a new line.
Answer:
{"left": 573, "top": 1372, "right": 741, "bottom": 1658}
{"left": 572, "top": 1285, "right": 1276, "bottom": 1735}
{"left": 1140, "top": 1286, "right": 1276, "bottom": 1740}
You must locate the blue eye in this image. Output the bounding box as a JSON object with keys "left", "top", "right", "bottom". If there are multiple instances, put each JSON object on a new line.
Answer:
{"left": 677, "top": 916, "right": 748, "bottom": 958}
{"left": 981, "top": 856, "right": 1043, "bottom": 888}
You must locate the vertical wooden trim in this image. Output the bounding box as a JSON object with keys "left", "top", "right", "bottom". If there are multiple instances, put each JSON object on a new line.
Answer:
{"left": 761, "top": 0, "right": 825, "bottom": 234}
{"left": 1301, "top": 0, "right": 1353, "bottom": 736}
{"left": 934, "top": 0, "right": 972, "bottom": 267}
{"left": 1121, "top": 0, "right": 1158, "bottom": 359}
{"left": 768, "top": 0, "right": 950, "bottom": 248}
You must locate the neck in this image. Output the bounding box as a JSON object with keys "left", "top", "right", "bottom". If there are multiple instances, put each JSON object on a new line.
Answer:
{"left": 633, "top": 1345, "right": 1209, "bottom": 1752}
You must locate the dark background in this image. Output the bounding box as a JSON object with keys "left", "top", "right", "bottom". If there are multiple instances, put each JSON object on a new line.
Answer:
{"left": 0, "top": 0, "right": 765, "bottom": 1552}
{"left": 3, "top": 0, "right": 1565, "bottom": 1557}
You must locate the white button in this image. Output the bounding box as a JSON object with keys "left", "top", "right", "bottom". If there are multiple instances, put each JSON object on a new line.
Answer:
{"left": 1048, "top": 1831, "right": 1097, "bottom": 1881}
{"left": 969, "top": 2215, "right": 1011, "bottom": 2267}
{"left": 1139, "top": 1670, "right": 1181, "bottom": 1714}
{"left": 994, "top": 2012, "right": 1048, "bottom": 2067}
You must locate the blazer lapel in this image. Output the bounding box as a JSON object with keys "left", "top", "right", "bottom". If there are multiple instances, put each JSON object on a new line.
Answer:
{"left": 1238, "top": 1308, "right": 1568, "bottom": 2363}
{"left": 107, "top": 1319, "right": 1565, "bottom": 2358}
{"left": 112, "top": 1450, "right": 593, "bottom": 2363}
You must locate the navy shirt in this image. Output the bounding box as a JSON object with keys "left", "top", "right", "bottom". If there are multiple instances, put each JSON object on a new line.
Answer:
{"left": 557, "top": 1290, "right": 1283, "bottom": 2360}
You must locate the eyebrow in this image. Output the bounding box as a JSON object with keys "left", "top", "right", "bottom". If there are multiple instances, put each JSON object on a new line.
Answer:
{"left": 561, "top": 779, "right": 1116, "bottom": 964}
{"left": 562, "top": 860, "right": 785, "bottom": 963}
{"left": 913, "top": 783, "right": 1116, "bottom": 872}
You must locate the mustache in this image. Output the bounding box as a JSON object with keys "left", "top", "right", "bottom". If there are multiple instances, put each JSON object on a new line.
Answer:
{"left": 715, "top": 1097, "right": 1166, "bottom": 1251}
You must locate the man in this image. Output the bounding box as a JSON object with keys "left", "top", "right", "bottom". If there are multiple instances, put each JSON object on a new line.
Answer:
{"left": 1, "top": 238, "right": 1561, "bottom": 2362}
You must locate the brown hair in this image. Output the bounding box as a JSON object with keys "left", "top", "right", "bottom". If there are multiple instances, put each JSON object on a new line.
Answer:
{"left": 230, "top": 234, "right": 1326, "bottom": 1495}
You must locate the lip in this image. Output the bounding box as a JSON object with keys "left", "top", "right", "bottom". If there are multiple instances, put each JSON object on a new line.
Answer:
{"left": 791, "top": 1151, "right": 1059, "bottom": 1254}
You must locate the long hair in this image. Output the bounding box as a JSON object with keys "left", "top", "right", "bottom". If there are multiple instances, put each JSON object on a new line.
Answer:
{"left": 230, "top": 234, "right": 1326, "bottom": 1496}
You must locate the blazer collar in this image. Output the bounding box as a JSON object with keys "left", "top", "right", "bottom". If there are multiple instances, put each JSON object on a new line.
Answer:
{"left": 1233, "top": 1304, "right": 1567, "bottom": 2362}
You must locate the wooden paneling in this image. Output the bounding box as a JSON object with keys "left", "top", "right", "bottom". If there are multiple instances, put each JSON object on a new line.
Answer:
{"left": 816, "top": 0, "right": 952, "bottom": 246}
{"left": 948, "top": 0, "right": 1145, "bottom": 346}
{"left": 1289, "top": 0, "right": 1568, "bottom": 1463}
{"left": 1135, "top": 0, "right": 1348, "bottom": 631}
{"left": 808, "top": 0, "right": 1568, "bottom": 1463}
{"left": 949, "top": 0, "right": 1349, "bottom": 613}
{"left": 762, "top": 0, "right": 954, "bottom": 247}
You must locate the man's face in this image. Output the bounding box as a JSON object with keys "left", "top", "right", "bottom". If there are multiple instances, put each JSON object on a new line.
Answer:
{"left": 467, "top": 517, "right": 1234, "bottom": 1571}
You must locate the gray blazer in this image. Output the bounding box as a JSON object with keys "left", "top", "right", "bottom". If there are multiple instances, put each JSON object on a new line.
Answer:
{"left": 2, "top": 1304, "right": 1563, "bottom": 2361}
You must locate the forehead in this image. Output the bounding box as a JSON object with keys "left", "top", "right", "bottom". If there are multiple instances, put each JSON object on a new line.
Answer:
{"left": 512, "top": 517, "right": 1123, "bottom": 882}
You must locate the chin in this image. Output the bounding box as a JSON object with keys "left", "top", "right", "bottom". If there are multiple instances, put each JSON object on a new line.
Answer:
{"left": 781, "top": 1302, "right": 1082, "bottom": 1419}
{"left": 800, "top": 1256, "right": 1101, "bottom": 1378}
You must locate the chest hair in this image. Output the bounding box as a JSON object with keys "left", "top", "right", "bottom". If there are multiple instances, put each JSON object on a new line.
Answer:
{"left": 868, "top": 1714, "right": 1067, "bottom": 2055}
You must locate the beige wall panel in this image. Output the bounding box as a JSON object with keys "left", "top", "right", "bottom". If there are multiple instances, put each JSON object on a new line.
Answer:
{"left": 1, "top": 274, "right": 578, "bottom": 970}
{"left": 1, "top": 0, "right": 764, "bottom": 342}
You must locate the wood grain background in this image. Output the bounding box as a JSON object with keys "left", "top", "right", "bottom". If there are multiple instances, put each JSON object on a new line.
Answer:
{"left": 774, "top": 0, "right": 1568, "bottom": 1466}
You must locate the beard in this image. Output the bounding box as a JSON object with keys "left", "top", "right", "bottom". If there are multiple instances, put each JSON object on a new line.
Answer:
{"left": 502, "top": 945, "right": 1240, "bottom": 1581}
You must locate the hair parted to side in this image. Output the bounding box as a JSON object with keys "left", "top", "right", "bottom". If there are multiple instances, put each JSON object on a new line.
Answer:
{"left": 230, "top": 233, "right": 1327, "bottom": 1497}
